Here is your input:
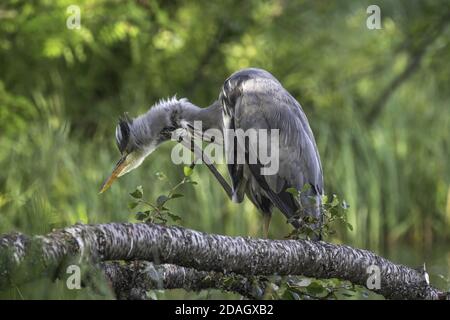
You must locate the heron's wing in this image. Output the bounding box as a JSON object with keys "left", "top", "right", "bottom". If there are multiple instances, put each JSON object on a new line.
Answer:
{"left": 222, "top": 94, "right": 248, "bottom": 203}
{"left": 221, "top": 69, "right": 323, "bottom": 228}
{"left": 230, "top": 76, "right": 323, "bottom": 205}
{"left": 224, "top": 98, "right": 296, "bottom": 217}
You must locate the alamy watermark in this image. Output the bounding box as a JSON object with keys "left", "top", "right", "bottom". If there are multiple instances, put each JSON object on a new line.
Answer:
{"left": 366, "top": 264, "right": 381, "bottom": 290}
{"left": 170, "top": 121, "right": 280, "bottom": 175}
{"left": 66, "top": 264, "right": 81, "bottom": 290}
{"left": 366, "top": 5, "right": 382, "bottom": 30}
{"left": 66, "top": 5, "right": 81, "bottom": 30}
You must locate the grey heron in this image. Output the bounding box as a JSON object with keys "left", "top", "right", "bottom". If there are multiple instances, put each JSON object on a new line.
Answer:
{"left": 100, "top": 68, "right": 324, "bottom": 238}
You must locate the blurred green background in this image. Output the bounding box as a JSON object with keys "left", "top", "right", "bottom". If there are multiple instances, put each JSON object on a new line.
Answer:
{"left": 0, "top": 0, "right": 449, "bottom": 299}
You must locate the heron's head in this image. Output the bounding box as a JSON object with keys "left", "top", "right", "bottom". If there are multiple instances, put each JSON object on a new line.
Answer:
{"left": 99, "top": 98, "right": 185, "bottom": 193}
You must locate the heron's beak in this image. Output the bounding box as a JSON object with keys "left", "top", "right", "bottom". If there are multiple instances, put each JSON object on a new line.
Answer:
{"left": 99, "top": 155, "right": 129, "bottom": 194}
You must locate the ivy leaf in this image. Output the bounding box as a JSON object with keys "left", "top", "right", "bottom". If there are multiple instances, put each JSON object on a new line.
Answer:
{"left": 130, "top": 186, "right": 143, "bottom": 199}
{"left": 183, "top": 166, "right": 193, "bottom": 177}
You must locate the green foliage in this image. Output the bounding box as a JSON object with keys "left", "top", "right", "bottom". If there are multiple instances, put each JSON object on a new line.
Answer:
{"left": 274, "top": 277, "right": 379, "bottom": 300}
{"left": 183, "top": 165, "right": 194, "bottom": 177}
{"left": 321, "top": 194, "right": 353, "bottom": 235}
{"left": 128, "top": 172, "right": 197, "bottom": 225}
{"left": 285, "top": 185, "right": 352, "bottom": 240}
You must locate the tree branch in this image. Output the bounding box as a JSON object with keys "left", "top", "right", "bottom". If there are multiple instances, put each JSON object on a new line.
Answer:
{"left": 101, "top": 261, "right": 268, "bottom": 300}
{"left": 0, "top": 222, "right": 448, "bottom": 299}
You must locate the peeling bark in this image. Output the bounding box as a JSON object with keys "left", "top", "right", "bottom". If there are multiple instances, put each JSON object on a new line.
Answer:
{"left": 0, "top": 222, "right": 448, "bottom": 300}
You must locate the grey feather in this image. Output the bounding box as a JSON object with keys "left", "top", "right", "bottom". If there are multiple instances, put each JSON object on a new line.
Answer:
{"left": 220, "top": 68, "right": 324, "bottom": 233}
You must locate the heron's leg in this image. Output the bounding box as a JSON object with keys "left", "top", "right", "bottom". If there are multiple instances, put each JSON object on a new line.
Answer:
{"left": 187, "top": 158, "right": 197, "bottom": 171}
{"left": 262, "top": 213, "right": 272, "bottom": 238}
{"left": 204, "top": 160, "right": 233, "bottom": 199}
{"left": 179, "top": 138, "right": 233, "bottom": 199}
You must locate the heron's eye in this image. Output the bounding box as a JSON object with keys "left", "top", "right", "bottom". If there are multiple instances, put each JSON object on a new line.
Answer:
{"left": 160, "top": 126, "right": 176, "bottom": 139}
{"left": 116, "top": 115, "right": 133, "bottom": 154}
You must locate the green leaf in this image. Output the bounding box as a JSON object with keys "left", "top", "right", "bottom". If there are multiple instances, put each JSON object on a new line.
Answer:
{"left": 170, "top": 193, "right": 184, "bottom": 199}
{"left": 156, "top": 195, "right": 169, "bottom": 207}
{"left": 135, "top": 211, "right": 147, "bottom": 221}
{"left": 183, "top": 166, "right": 193, "bottom": 177}
{"left": 305, "top": 281, "right": 328, "bottom": 297}
{"left": 167, "top": 212, "right": 182, "bottom": 222}
{"left": 284, "top": 289, "right": 301, "bottom": 300}
{"left": 155, "top": 215, "right": 168, "bottom": 224}
{"left": 340, "top": 291, "right": 355, "bottom": 297}
{"left": 330, "top": 194, "right": 339, "bottom": 207}
{"left": 286, "top": 187, "right": 299, "bottom": 196}
{"left": 321, "top": 194, "right": 328, "bottom": 204}
{"left": 301, "top": 184, "right": 311, "bottom": 192}
{"left": 130, "top": 185, "right": 143, "bottom": 199}
{"left": 346, "top": 222, "right": 353, "bottom": 231}
{"left": 128, "top": 201, "right": 139, "bottom": 209}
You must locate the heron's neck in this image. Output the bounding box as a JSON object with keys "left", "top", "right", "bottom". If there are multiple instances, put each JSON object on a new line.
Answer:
{"left": 176, "top": 100, "right": 223, "bottom": 131}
